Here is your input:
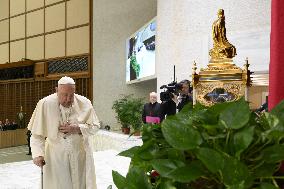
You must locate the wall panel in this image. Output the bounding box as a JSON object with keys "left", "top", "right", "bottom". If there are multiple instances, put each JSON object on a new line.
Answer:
{"left": 0, "top": 0, "right": 9, "bottom": 20}
{"left": 67, "top": 0, "right": 89, "bottom": 27}
{"left": 26, "top": 0, "right": 44, "bottom": 11}
{"left": 0, "top": 44, "right": 9, "bottom": 64}
{"left": 10, "top": 15, "right": 25, "bottom": 40}
{"left": 45, "top": 3, "right": 65, "bottom": 32}
{"left": 67, "top": 26, "right": 89, "bottom": 56}
{"left": 45, "top": 31, "right": 65, "bottom": 58}
{"left": 45, "top": 0, "right": 62, "bottom": 5}
{"left": 27, "top": 9, "right": 44, "bottom": 37}
{"left": 10, "top": 40, "right": 25, "bottom": 62}
{"left": 27, "top": 36, "right": 44, "bottom": 60}
{"left": 10, "top": 0, "right": 25, "bottom": 16}
{"left": 0, "top": 20, "right": 9, "bottom": 43}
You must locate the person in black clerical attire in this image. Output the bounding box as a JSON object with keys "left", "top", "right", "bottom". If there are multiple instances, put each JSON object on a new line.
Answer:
{"left": 26, "top": 130, "right": 32, "bottom": 155}
{"left": 176, "top": 80, "right": 193, "bottom": 112}
{"left": 142, "top": 92, "right": 163, "bottom": 124}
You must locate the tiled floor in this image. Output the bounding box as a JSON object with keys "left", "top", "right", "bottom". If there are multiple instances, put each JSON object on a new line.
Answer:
{"left": 0, "top": 146, "right": 130, "bottom": 189}
{"left": 0, "top": 145, "right": 32, "bottom": 164}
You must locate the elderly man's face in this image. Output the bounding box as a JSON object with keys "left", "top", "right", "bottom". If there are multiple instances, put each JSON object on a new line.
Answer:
{"left": 56, "top": 84, "right": 75, "bottom": 107}
{"left": 149, "top": 94, "right": 157, "bottom": 104}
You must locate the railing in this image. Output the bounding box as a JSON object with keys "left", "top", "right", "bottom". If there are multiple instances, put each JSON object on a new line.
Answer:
{"left": 0, "top": 129, "right": 28, "bottom": 149}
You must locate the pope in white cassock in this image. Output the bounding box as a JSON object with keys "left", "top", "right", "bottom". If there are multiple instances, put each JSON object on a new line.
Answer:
{"left": 28, "top": 76, "right": 100, "bottom": 189}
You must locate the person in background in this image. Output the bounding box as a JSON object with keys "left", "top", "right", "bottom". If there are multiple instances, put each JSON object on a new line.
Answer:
{"left": 11, "top": 121, "right": 18, "bottom": 130}
{"left": 26, "top": 130, "right": 32, "bottom": 155}
{"left": 255, "top": 96, "right": 268, "bottom": 114}
{"left": 176, "top": 80, "right": 193, "bottom": 112}
{"left": 28, "top": 76, "right": 100, "bottom": 189}
{"left": 142, "top": 92, "right": 163, "bottom": 124}
{"left": 0, "top": 121, "right": 4, "bottom": 131}
{"left": 4, "top": 119, "right": 11, "bottom": 130}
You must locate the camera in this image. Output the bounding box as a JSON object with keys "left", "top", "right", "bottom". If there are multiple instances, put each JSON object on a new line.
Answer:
{"left": 160, "top": 81, "right": 181, "bottom": 102}
{"left": 159, "top": 81, "right": 187, "bottom": 102}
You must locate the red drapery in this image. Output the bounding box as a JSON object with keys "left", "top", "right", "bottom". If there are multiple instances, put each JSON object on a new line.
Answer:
{"left": 270, "top": 0, "right": 284, "bottom": 179}
{"left": 269, "top": 0, "right": 284, "bottom": 110}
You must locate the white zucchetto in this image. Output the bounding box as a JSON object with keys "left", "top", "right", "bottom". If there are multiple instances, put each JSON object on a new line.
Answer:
{"left": 58, "top": 76, "right": 75, "bottom": 85}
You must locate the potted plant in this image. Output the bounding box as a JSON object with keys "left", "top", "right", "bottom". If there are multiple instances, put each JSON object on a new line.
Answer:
{"left": 112, "top": 98, "right": 284, "bottom": 188}
{"left": 112, "top": 95, "right": 144, "bottom": 135}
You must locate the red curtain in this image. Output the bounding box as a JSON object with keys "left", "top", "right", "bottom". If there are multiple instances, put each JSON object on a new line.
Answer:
{"left": 269, "top": 0, "right": 284, "bottom": 110}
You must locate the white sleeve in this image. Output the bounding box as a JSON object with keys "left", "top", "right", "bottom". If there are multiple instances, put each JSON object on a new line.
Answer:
{"left": 30, "top": 134, "right": 45, "bottom": 159}
{"left": 79, "top": 122, "right": 100, "bottom": 136}
{"left": 79, "top": 107, "right": 100, "bottom": 136}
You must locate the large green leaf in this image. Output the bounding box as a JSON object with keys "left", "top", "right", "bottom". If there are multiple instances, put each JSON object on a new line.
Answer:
{"left": 166, "top": 161, "right": 205, "bottom": 183}
{"left": 137, "top": 140, "right": 167, "bottom": 160}
{"left": 162, "top": 116, "right": 202, "bottom": 150}
{"left": 270, "top": 100, "right": 284, "bottom": 123}
{"left": 219, "top": 98, "right": 250, "bottom": 129}
{"left": 222, "top": 156, "right": 251, "bottom": 187}
{"left": 258, "top": 183, "right": 279, "bottom": 189}
{"left": 112, "top": 170, "right": 127, "bottom": 189}
{"left": 253, "top": 163, "right": 278, "bottom": 178}
{"left": 195, "top": 147, "right": 225, "bottom": 173}
{"left": 262, "top": 144, "right": 284, "bottom": 163}
{"left": 233, "top": 126, "right": 255, "bottom": 159}
{"left": 118, "top": 146, "right": 140, "bottom": 158}
{"left": 159, "top": 180, "right": 177, "bottom": 189}
{"left": 225, "top": 183, "right": 246, "bottom": 189}
{"left": 179, "top": 103, "right": 194, "bottom": 114}
{"left": 167, "top": 148, "right": 185, "bottom": 162}
{"left": 261, "top": 113, "right": 284, "bottom": 141}
{"left": 125, "top": 167, "right": 152, "bottom": 189}
{"left": 204, "top": 102, "right": 233, "bottom": 125}
{"left": 151, "top": 159, "right": 185, "bottom": 177}
{"left": 263, "top": 112, "right": 280, "bottom": 129}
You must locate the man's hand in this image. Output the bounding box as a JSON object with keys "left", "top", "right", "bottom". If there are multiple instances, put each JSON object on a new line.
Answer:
{"left": 58, "top": 123, "right": 81, "bottom": 134}
{"left": 33, "top": 156, "right": 45, "bottom": 167}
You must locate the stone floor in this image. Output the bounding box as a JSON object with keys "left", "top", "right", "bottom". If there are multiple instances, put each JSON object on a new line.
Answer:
{"left": 0, "top": 145, "right": 130, "bottom": 189}
{"left": 0, "top": 145, "right": 32, "bottom": 164}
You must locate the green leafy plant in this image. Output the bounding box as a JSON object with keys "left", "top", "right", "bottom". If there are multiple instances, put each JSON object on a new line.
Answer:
{"left": 112, "top": 98, "right": 284, "bottom": 188}
{"left": 130, "top": 55, "right": 140, "bottom": 78}
{"left": 112, "top": 94, "right": 144, "bottom": 131}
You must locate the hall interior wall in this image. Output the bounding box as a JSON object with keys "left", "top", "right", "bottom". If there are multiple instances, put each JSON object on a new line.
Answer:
{"left": 0, "top": 0, "right": 93, "bottom": 124}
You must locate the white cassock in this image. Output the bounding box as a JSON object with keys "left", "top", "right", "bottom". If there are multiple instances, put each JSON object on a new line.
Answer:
{"left": 28, "top": 93, "right": 100, "bottom": 189}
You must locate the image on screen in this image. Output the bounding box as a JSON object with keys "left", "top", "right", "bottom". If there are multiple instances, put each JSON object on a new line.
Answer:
{"left": 126, "top": 18, "right": 156, "bottom": 82}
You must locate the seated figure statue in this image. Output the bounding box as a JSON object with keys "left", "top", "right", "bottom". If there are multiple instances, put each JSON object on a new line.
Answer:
{"left": 209, "top": 9, "right": 237, "bottom": 59}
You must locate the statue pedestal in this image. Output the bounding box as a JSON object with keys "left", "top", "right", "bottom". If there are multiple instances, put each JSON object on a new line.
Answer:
{"left": 192, "top": 58, "right": 251, "bottom": 106}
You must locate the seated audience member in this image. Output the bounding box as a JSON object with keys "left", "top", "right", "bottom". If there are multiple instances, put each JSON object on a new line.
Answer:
{"left": 0, "top": 121, "right": 3, "bottom": 131}
{"left": 142, "top": 92, "right": 163, "bottom": 124}
{"left": 11, "top": 121, "right": 18, "bottom": 130}
{"left": 4, "top": 119, "right": 11, "bottom": 130}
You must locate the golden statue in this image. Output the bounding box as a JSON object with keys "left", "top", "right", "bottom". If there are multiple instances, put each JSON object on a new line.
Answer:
{"left": 192, "top": 10, "right": 251, "bottom": 106}
{"left": 209, "top": 9, "right": 237, "bottom": 60}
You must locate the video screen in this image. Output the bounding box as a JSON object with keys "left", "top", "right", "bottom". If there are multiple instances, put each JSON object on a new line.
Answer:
{"left": 126, "top": 18, "right": 156, "bottom": 82}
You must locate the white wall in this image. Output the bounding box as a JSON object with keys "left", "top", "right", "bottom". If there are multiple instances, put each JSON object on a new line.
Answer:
{"left": 156, "top": 0, "right": 271, "bottom": 93}
{"left": 93, "top": 0, "right": 157, "bottom": 130}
